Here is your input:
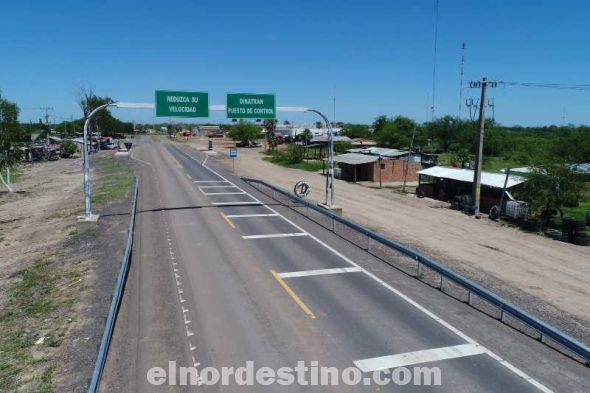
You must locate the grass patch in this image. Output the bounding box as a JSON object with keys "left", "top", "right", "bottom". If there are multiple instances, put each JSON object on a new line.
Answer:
{"left": 91, "top": 154, "right": 134, "bottom": 207}
{"left": 0, "top": 256, "right": 78, "bottom": 391}
{"left": 482, "top": 157, "right": 521, "bottom": 173}
{"left": 262, "top": 151, "right": 324, "bottom": 172}
{"left": 1, "top": 163, "right": 23, "bottom": 185}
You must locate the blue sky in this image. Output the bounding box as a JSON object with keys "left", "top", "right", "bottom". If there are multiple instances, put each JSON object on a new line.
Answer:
{"left": 1, "top": 0, "right": 589, "bottom": 126}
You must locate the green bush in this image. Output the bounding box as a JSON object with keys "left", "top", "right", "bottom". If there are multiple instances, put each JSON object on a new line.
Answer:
{"left": 61, "top": 140, "right": 78, "bottom": 158}
{"left": 284, "top": 145, "right": 305, "bottom": 164}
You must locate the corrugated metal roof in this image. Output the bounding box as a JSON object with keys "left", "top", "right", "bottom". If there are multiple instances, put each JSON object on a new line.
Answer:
{"left": 347, "top": 147, "right": 410, "bottom": 158}
{"left": 417, "top": 166, "right": 526, "bottom": 189}
{"left": 333, "top": 153, "right": 379, "bottom": 165}
{"left": 310, "top": 136, "right": 352, "bottom": 143}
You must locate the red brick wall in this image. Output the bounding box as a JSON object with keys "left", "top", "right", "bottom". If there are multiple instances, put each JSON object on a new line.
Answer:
{"left": 371, "top": 160, "right": 421, "bottom": 182}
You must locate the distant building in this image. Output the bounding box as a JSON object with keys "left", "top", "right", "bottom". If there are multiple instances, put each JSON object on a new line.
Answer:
{"left": 332, "top": 147, "right": 422, "bottom": 183}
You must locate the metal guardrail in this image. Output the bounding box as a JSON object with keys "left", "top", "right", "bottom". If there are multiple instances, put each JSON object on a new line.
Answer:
{"left": 88, "top": 176, "right": 139, "bottom": 392}
{"left": 242, "top": 177, "right": 590, "bottom": 365}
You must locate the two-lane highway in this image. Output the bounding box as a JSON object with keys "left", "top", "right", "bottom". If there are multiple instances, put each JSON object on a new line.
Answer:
{"left": 100, "top": 136, "right": 589, "bottom": 392}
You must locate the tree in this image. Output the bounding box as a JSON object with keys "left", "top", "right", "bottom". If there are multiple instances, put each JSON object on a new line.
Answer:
{"left": 0, "top": 92, "right": 22, "bottom": 192}
{"left": 314, "top": 121, "right": 323, "bottom": 129}
{"left": 374, "top": 116, "right": 416, "bottom": 148}
{"left": 424, "top": 115, "right": 476, "bottom": 153}
{"left": 228, "top": 121, "right": 260, "bottom": 145}
{"left": 372, "top": 115, "right": 389, "bottom": 133}
{"left": 342, "top": 124, "right": 370, "bottom": 139}
{"left": 0, "top": 93, "right": 21, "bottom": 153}
{"left": 263, "top": 119, "right": 277, "bottom": 151}
{"left": 77, "top": 87, "right": 132, "bottom": 136}
{"left": 300, "top": 128, "right": 312, "bottom": 145}
{"left": 520, "top": 163, "right": 584, "bottom": 224}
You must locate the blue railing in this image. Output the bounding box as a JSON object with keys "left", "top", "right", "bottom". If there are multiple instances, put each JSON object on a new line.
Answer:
{"left": 88, "top": 176, "right": 139, "bottom": 392}
{"left": 242, "top": 177, "right": 590, "bottom": 365}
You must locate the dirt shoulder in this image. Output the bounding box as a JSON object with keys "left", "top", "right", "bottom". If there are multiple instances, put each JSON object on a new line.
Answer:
{"left": 0, "top": 152, "right": 134, "bottom": 392}
{"left": 184, "top": 137, "right": 590, "bottom": 344}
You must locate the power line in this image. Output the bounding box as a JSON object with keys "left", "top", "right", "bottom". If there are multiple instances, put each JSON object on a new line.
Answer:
{"left": 499, "top": 81, "right": 590, "bottom": 91}
{"left": 458, "top": 42, "right": 466, "bottom": 118}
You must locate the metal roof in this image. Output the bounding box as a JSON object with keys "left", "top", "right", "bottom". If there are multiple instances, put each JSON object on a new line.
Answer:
{"left": 347, "top": 147, "right": 410, "bottom": 158}
{"left": 333, "top": 153, "right": 379, "bottom": 165}
{"left": 417, "top": 166, "right": 526, "bottom": 189}
{"left": 310, "top": 136, "right": 352, "bottom": 143}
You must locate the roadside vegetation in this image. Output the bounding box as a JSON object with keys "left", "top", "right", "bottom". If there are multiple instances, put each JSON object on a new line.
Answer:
{"left": 0, "top": 150, "right": 134, "bottom": 391}
{"left": 0, "top": 255, "right": 79, "bottom": 392}
{"left": 263, "top": 145, "right": 324, "bottom": 172}
{"left": 92, "top": 153, "right": 135, "bottom": 206}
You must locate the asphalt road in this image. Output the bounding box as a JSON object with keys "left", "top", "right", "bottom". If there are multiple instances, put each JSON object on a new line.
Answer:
{"left": 101, "top": 136, "right": 589, "bottom": 392}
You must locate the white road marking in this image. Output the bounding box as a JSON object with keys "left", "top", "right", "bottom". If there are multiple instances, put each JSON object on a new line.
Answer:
{"left": 212, "top": 202, "right": 262, "bottom": 206}
{"left": 194, "top": 180, "right": 228, "bottom": 183}
{"left": 198, "top": 185, "right": 238, "bottom": 189}
{"left": 225, "top": 213, "right": 280, "bottom": 218}
{"left": 242, "top": 233, "right": 308, "bottom": 239}
{"left": 354, "top": 343, "right": 486, "bottom": 372}
{"left": 173, "top": 145, "right": 553, "bottom": 393}
{"left": 278, "top": 266, "right": 362, "bottom": 278}
{"left": 203, "top": 191, "right": 246, "bottom": 195}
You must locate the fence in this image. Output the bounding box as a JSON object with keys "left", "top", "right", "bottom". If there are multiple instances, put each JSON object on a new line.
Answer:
{"left": 242, "top": 177, "right": 590, "bottom": 365}
{"left": 88, "top": 176, "right": 139, "bottom": 392}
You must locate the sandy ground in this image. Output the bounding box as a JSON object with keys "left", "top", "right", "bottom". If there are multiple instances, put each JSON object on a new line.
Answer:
{"left": 0, "top": 154, "right": 131, "bottom": 392}
{"left": 0, "top": 158, "right": 84, "bottom": 290}
{"left": 184, "top": 137, "right": 590, "bottom": 342}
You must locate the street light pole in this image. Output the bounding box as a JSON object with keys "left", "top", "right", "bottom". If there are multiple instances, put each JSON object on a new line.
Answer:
{"left": 306, "top": 109, "right": 335, "bottom": 207}
{"left": 78, "top": 101, "right": 155, "bottom": 222}
{"left": 79, "top": 103, "right": 110, "bottom": 222}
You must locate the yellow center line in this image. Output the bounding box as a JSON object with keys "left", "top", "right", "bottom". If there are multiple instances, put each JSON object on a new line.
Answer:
{"left": 220, "top": 212, "right": 236, "bottom": 229}
{"left": 270, "top": 270, "right": 316, "bottom": 319}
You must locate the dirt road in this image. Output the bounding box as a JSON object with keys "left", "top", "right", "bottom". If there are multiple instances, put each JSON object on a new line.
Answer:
{"left": 184, "top": 137, "right": 590, "bottom": 343}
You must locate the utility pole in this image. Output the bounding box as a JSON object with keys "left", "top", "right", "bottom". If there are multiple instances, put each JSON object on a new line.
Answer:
{"left": 39, "top": 107, "right": 54, "bottom": 127}
{"left": 402, "top": 126, "right": 417, "bottom": 193}
{"left": 458, "top": 42, "right": 466, "bottom": 118}
{"left": 472, "top": 77, "right": 488, "bottom": 215}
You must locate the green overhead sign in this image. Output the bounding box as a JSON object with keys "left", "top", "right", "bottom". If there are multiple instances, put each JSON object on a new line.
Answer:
{"left": 226, "top": 93, "right": 276, "bottom": 119}
{"left": 155, "top": 90, "right": 209, "bottom": 118}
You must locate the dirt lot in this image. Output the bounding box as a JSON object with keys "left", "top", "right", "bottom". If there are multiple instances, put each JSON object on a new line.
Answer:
{"left": 0, "top": 153, "right": 133, "bottom": 392}
{"left": 185, "top": 137, "right": 590, "bottom": 343}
